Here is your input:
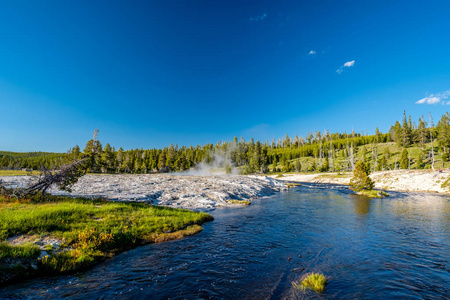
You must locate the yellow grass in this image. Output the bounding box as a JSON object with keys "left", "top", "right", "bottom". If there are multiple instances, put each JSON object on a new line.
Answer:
{"left": 0, "top": 170, "right": 40, "bottom": 176}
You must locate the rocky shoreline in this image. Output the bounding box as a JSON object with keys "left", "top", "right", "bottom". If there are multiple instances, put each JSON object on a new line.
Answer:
{"left": 0, "top": 174, "right": 287, "bottom": 209}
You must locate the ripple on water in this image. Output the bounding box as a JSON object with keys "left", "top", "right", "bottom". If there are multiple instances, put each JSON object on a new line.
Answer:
{"left": 1, "top": 185, "right": 449, "bottom": 299}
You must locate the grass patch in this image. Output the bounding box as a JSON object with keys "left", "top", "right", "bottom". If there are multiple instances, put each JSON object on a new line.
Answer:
{"left": 357, "top": 189, "right": 388, "bottom": 198}
{"left": 226, "top": 199, "right": 251, "bottom": 205}
{"left": 293, "top": 272, "right": 327, "bottom": 293}
{"left": 0, "top": 170, "right": 40, "bottom": 176}
{"left": 441, "top": 177, "right": 450, "bottom": 190}
{"left": 318, "top": 173, "right": 351, "bottom": 178}
{"left": 0, "top": 242, "right": 41, "bottom": 259}
{"left": 285, "top": 182, "right": 301, "bottom": 188}
{"left": 0, "top": 193, "right": 213, "bottom": 285}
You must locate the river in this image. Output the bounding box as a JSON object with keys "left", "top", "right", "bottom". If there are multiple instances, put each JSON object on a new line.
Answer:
{"left": 1, "top": 184, "right": 449, "bottom": 299}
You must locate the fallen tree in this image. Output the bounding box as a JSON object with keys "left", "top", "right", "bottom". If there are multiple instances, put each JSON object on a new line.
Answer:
{"left": 24, "top": 158, "right": 88, "bottom": 194}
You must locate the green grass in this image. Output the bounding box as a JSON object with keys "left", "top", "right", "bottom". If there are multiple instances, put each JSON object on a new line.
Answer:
{"left": 441, "top": 177, "right": 450, "bottom": 191}
{"left": 357, "top": 189, "right": 388, "bottom": 198}
{"left": 294, "top": 272, "right": 327, "bottom": 293}
{"left": 0, "top": 193, "right": 213, "bottom": 284}
{"left": 319, "top": 173, "right": 352, "bottom": 178}
{"left": 0, "top": 242, "right": 41, "bottom": 259}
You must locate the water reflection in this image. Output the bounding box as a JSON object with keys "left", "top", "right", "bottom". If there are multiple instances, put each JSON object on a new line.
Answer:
{"left": 352, "top": 195, "right": 372, "bottom": 215}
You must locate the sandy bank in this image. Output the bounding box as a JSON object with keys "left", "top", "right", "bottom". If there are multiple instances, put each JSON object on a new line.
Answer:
{"left": 268, "top": 170, "right": 450, "bottom": 194}
{"left": 0, "top": 174, "right": 286, "bottom": 209}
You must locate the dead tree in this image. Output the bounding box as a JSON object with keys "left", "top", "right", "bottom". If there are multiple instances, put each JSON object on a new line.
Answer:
{"left": 429, "top": 112, "right": 435, "bottom": 170}
{"left": 372, "top": 144, "right": 378, "bottom": 172}
{"left": 0, "top": 179, "right": 6, "bottom": 194}
{"left": 350, "top": 129, "right": 355, "bottom": 171}
{"left": 24, "top": 158, "right": 88, "bottom": 194}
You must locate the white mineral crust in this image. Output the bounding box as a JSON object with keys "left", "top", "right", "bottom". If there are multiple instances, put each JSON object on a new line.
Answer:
{"left": 0, "top": 174, "right": 286, "bottom": 209}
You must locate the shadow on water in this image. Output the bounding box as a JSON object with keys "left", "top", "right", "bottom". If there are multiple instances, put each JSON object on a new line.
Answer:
{"left": 1, "top": 185, "right": 449, "bottom": 299}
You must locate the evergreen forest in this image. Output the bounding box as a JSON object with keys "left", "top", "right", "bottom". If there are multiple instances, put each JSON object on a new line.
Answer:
{"left": 2, "top": 111, "right": 450, "bottom": 174}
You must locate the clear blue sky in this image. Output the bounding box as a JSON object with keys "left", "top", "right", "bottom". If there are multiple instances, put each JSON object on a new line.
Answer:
{"left": 1, "top": 0, "right": 450, "bottom": 152}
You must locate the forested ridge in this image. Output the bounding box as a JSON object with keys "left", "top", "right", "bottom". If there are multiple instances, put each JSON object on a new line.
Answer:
{"left": 2, "top": 111, "right": 450, "bottom": 174}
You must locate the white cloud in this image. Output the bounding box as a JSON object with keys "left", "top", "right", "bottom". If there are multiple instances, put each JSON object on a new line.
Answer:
{"left": 336, "top": 60, "right": 355, "bottom": 74}
{"left": 416, "top": 90, "right": 450, "bottom": 105}
{"left": 343, "top": 60, "right": 355, "bottom": 67}
{"left": 309, "top": 50, "right": 316, "bottom": 55}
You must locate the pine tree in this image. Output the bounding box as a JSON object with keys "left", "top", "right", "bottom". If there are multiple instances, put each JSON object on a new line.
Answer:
{"left": 166, "top": 144, "right": 177, "bottom": 171}
{"left": 158, "top": 151, "right": 167, "bottom": 172}
{"left": 101, "top": 143, "right": 116, "bottom": 173}
{"left": 390, "top": 121, "right": 402, "bottom": 145}
{"left": 83, "top": 133, "right": 103, "bottom": 173}
{"left": 360, "top": 146, "right": 368, "bottom": 162}
{"left": 375, "top": 127, "right": 381, "bottom": 143}
{"left": 429, "top": 112, "right": 435, "bottom": 170}
{"left": 417, "top": 151, "right": 423, "bottom": 169}
{"left": 294, "top": 159, "right": 301, "bottom": 172}
{"left": 381, "top": 155, "right": 387, "bottom": 170}
{"left": 116, "top": 148, "right": 124, "bottom": 173}
{"left": 272, "top": 156, "right": 278, "bottom": 172}
{"left": 66, "top": 145, "right": 81, "bottom": 163}
{"left": 350, "top": 161, "right": 374, "bottom": 192}
{"left": 400, "top": 148, "right": 409, "bottom": 169}
{"left": 437, "top": 112, "right": 450, "bottom": 156}
{"left": 401, "top": 110, "right": 412, "bottom": 147}
{"left": 417, "top": 116, "right": 427, "bottom": 149}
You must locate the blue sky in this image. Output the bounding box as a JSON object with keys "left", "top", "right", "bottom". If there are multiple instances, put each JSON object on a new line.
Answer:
{"left": 1, "top": 1, "right": 450, "bottom": 152}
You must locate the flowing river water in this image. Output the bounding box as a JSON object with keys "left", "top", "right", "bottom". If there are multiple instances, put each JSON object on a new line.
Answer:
{"left": 1, "top": 184, "right": 449, "bottom": 299}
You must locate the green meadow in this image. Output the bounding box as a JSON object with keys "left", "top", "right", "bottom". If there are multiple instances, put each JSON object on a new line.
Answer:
{"left": 0, "top": 193, "right": 213, "bottom": 285}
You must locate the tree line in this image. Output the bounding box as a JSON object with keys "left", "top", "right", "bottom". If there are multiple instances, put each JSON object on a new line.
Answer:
{"left": 2, "top": 111, "right": 450, "bottom": 174}
{"left": 0, "top": 151, "right": 65, "bottom": 170}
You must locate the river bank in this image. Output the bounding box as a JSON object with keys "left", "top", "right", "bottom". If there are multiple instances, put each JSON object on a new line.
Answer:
{"left": 269, "top": 169, "right": 450, "bottom": 194}
{"left": 0, "top": 193, "right": 213, "bottom": 286}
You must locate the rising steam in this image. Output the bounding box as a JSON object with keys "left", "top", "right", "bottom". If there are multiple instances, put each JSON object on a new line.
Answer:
{"left": 174, "top": 148, "right": 240, "bottom": 176}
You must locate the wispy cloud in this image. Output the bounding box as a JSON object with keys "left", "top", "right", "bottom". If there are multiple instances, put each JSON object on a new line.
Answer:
{"left": 250, "top": 13, "right": 267, "bottom": 22}
{"left": 416, "top": 90, "right": 450, "bottom": 105}
{"left": 309, "top": 50, "right": 316, "bottom": 55}
{"left": 336, "top": 60, "right": 355, "bottom": 74}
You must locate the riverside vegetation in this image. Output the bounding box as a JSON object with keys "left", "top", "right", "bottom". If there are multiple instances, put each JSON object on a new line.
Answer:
{"left": 293, "top": 272, "right": 327, "bottom": 293}
{"left": 349, "top": 161, "right": 386, "bottom": 198}
{"left": 0, "top": 192, "right": 213, "bottom": 285}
